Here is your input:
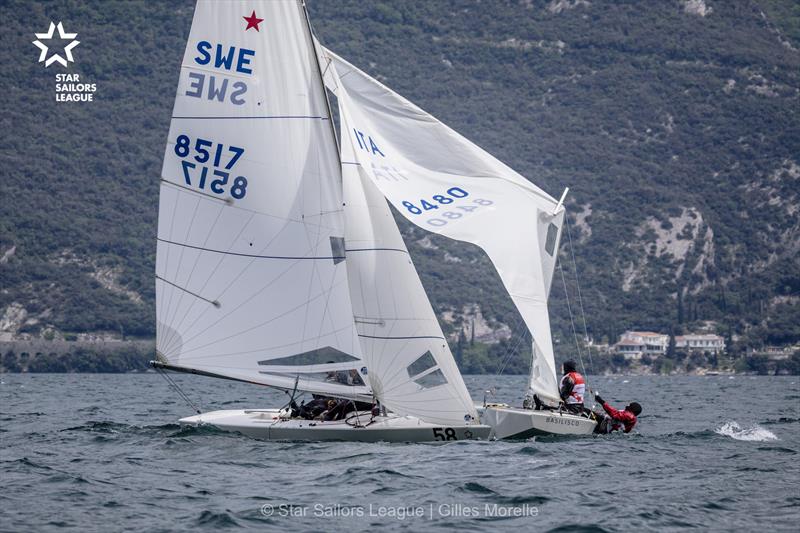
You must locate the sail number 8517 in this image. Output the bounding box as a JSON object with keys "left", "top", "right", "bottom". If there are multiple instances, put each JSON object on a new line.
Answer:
{"left": 174, "top": 134, "right": 248, "bottom": 199}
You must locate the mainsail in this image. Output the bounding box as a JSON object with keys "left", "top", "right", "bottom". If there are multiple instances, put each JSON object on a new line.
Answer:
{"left": 324, "top": 49, "right": 566, "bottom": 403}
{"left": 336, "top": 86, "right": 478, "bottom": 425}
{"left": 155, "top": 0, "right": 370, "bottom": 400}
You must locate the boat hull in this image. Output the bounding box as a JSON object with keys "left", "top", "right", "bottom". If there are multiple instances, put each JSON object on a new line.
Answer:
{"left": 179, "top": 409, "right": 491, "bottom": 442}
{"left": 481, "top": 406, "right": 597, "bottom": 439}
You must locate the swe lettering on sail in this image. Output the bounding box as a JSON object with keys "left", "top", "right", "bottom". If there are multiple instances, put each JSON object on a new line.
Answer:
{"left": 185, "top": 41, "right": 255, "bottom": 105}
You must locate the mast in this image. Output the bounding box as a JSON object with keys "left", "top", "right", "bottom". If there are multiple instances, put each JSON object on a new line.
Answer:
{"left": 300, "top": 0, "right": 341, "bottom": 160}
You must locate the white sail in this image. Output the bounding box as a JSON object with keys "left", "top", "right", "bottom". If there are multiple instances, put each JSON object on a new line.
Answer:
{"left": 335, "top": 92, "right": 478, "bottom": 425}
{"left": 155, "top": 0, "right": 370, "bottom": 400}
{"left": 324, "top": 49, "right": 565, "bottom": 403}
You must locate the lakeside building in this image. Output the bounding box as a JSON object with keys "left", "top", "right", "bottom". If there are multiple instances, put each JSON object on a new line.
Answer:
{"left": 614, "top": 331, "right": 669, "bottom": 360}
{"left": 675, "top": 334, "right": 725, "bottom": 354}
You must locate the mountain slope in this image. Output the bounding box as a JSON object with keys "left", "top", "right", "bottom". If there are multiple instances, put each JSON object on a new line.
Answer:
{"left": 1, "top": 0, "right": 798, "bottom": 367}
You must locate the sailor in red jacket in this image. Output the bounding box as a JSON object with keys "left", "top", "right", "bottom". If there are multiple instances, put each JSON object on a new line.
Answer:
{"left": 593, "top": 393, "right": 642, "bottom": 434}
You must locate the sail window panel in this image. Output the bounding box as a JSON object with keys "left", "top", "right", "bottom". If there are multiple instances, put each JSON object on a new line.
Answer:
{"left": 406, "top": 351, "right": 437, "bottom": 378}
{"left": 413, "top": 369, "right": 448, "bottom": 389}
{"left": 545, "top": 223, "right": 558, "bottom": 257}
{"left": 257, "top": 347, "right": 359, "bottom": 367}
{"left": 260, "top": 370, "right": 365, "bottom": 386}
{"left": 330, "top": 236, "right": 346, "bottom": 265}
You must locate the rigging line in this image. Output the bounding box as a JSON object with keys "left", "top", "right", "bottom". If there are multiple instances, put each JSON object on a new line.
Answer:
{"left": 156, "top": 275, "right": 220, "bottom": 308}
{"left": 564, "top": 214, "right": 595, "bottom": 376}
{"left": 495, "top": 314, "right": 529, "bottom": 378}
{"left": 157, "top": 238, "right": 344, "bottom": 261}
{"left": 493, "top": 311, "right": 526, "bottom": 376}
{"left": 155, "top": 365, "right": 201, "bottom": 414}
{"left": 160, "top": 202, "right": 226, "bottom": 352}
{"left": 558, "top": 258, "right": 590, "bottom": 392}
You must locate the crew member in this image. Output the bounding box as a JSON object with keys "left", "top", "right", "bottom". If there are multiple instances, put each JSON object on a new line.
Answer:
{"left": 593, "top": 393, "right": 641, "bottom": 434}
{"left": 559, "top": 360, "right": 586, "bottom": 414}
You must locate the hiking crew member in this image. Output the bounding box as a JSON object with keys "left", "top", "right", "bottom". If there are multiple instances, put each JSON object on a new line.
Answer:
{"left": 593, "top": 393, "right": 642, "bottom": 434}
{"left": 559, "top": 360, "right": 586, "bottom": 414}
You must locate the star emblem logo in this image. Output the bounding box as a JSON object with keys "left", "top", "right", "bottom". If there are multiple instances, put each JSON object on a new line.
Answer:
{"left": 32, "top": 21, "right": 80, "bottom": 68}
{"left": 243, "top": 10, "right": 264, "bottom": 32}
{"left": 464, "top": 430, "right": 473, "bottom": 439}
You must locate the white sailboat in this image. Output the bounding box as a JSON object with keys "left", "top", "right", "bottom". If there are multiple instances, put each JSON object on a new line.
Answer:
{"left": 152, "top": 0, "right": 490, "bottom": 442}
{"left": 319, "top": 47, "right": 597, "bottom": 438}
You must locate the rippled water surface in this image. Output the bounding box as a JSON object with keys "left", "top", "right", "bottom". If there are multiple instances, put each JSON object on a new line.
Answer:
{"left": 1, "top": 374, "right": 798, "bottom": 531}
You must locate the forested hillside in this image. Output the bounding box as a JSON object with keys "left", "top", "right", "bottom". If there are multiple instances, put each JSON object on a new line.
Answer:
{"left": 1, "top": 0, "right": 798, "bottom": 373}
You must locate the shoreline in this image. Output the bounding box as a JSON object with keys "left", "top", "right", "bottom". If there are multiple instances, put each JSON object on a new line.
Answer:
{"left": 1, "top": 340, "right": 797, "bottom": 376}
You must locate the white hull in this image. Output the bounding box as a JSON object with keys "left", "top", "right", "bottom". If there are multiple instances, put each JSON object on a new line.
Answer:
{"left": 480, "top": 406, "right": 597, "bottom": 439}
{"left": 179, "top": 409, "right": 491, "bottom": 442}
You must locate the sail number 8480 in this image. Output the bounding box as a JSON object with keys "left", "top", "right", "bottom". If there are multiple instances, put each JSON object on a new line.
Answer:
{"left": 402, "top": 187, "right": 494, "bottom": 227}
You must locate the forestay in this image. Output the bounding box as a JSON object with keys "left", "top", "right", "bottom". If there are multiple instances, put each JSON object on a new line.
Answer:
{"left": 155, "top": 0, "right": 370, "bottom": 400}
{"left": 324, "top": 49, "right": 566, "bottom": 404}
{"left": 336, "top": 85, "right": 478, "bottom": 425}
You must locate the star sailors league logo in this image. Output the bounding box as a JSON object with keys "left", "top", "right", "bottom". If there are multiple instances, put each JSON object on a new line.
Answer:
{"left": 33, "top": 21, "right": 98, "bottom": 102}
{"left": 32, "top": 22, "right": 80, "bottom": 67}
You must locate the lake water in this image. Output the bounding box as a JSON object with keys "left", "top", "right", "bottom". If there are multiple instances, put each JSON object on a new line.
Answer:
{"left": 1, "top": 374, "right": 798, "bottom": 531}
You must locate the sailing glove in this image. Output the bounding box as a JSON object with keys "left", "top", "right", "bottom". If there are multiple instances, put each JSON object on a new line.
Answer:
{"left": 594, "top": 394, "right": 605, "bottom": 405}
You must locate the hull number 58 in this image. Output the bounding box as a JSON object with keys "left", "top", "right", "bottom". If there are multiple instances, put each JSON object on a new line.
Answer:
{"left": 432, "top": 427, "right": 458, "bottom": 441}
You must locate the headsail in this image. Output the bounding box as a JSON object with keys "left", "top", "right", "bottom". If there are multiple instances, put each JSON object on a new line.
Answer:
{"left": 324, "top": 49, "right": 565, "bottom": 403}
{"left": 155, "top": 0, "right": 370, "bottom": 401}
{"left": 336, "top": 88, "right": 478, "bottom": 425}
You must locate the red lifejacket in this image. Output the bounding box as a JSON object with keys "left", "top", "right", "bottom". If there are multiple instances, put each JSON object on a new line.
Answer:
{"left": 561, "top": 371, "right": 585, "bottom": 404}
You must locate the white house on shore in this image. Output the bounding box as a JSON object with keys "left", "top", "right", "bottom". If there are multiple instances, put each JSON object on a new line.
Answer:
{"left": 674, "top": 334, "right": 725, "bottom": 353}
{"left": 614, "top": 331, "right": 669, "bottom": 360}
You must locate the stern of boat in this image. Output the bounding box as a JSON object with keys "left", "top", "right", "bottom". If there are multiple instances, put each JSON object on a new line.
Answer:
{"left": 481, "top": 405, "right": 597, "bottom": 439}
